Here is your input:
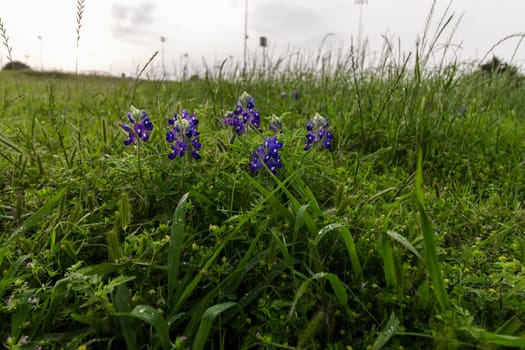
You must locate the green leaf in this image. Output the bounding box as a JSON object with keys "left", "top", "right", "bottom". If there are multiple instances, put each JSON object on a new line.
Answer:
{"left": 0, "top": 255, "right": 29, "bottom": 297}
{"left": 125, "top": 305, "right": 171, "bottom": 350}
{"left": 415, "top": 150, "right": 425, "bottom": 206}
{"left": 495, "top": 315, "right": 523, "bottom": 335}
{"left": 314, "top": 224, "right": 363, "bottom": 285}
{"left": 339, "top": 226, "right": 364, "bottom": 285}
{"left": 290, "top": 273, "right": 350, "bottom": 319}
{"left": 313, "top": 272, "right": 348, "bottom": 306}
{"left": 478, "top": 331, "right": 525, "bottom": 347}
{"left": 0, "top": 132, "right": 22, "bottom": 153}
{"left": 289, "top": 279, "right": 312, "bottom": 318}
{"left": 464, "top": 326, "right": 525, "bottom": 347}
{"left": 247, "top": 166, "right": 319, "bottom": 236}
{"left": 192, "top": 302, "right": 237, "bottom": 350}
{"left": 114, "top": 284, "right": 137, "bottom": 350}
{"left": 381, "top": 231, "right": 397, "bottom": 288}
{"left": 294, "top": 204, "right": 310, "bottom": 237}
{"left": 6, "top": 187, "right": 67, "bottom": 246}
{"left": 386, "top": 230, "right": 423, "bottom": 260}
{"left": 168, "top": 192, "right": 189, "bottom": 308}
{"left": 372, "top": 313, "right": 400, "bottom": 350}
{"left": 77, "top": 262, "right": 124, "bottom": 276}
{"left": 243, "top": 171, "right": 294, "bottom": 224}
{"left": 11, "top": 293, "right": 31, "bottom": 340}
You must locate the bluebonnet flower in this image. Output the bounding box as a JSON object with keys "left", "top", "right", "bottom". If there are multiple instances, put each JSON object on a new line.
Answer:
{"left": 269, "top": 114, "right": 282, "bottom": 134}
{"left": 166, "top": 110, "right": 201, "bottom": 160}
{"left": 250, "top": 136, "right": 283, "bottom": 174}
{"left": 279, "top": 90, "right": 299, "bottom": 100}
{"left": 223, "top": 92, "right": 261, "bottom": 135}
{"left": 120, "top": 105, "right": 154, "bottom": 145}
{"left": 304, "top": 113, "right": 333, "bottom": 151}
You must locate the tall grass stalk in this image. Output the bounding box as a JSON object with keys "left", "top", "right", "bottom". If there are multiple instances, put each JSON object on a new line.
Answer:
{"left": 129, "top": 51, "right": 159, "bottom": 103}
{"left": 168, "top": 192, "right": 189, "bottom": 309}
{"left": 75, "top": 0, "right": 85, "bottom": 75}
{"left": 415, "top": 150, "right": 449, "bottom": 311}
{"left": 0, "top": 17, "right": 13, "bottom": 64}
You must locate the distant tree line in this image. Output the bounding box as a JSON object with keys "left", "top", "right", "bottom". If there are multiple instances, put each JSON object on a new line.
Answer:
{"left": 479, "top": 56, "right": 519, "bottom": 76}
{"left": 2, "top": 60, "right": 31, "bottom": 70}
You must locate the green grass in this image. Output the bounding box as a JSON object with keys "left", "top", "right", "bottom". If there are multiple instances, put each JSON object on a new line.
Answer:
{"left": 0, "top": 43, "right": 525, "bottom": 350}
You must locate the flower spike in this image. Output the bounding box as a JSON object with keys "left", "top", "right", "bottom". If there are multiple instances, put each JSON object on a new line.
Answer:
{"left": 120, "top": 105, "right": 154, "bottom": 145}
{"left": 304, "top": 113, "right": 333, "bottom": 151}
{"left": 166, "top": 110, "right": 201, "bottom": 160}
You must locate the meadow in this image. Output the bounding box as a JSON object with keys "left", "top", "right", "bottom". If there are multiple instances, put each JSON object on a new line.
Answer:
{"left": 1, "top": 5, "right": 525, "bottom": 349}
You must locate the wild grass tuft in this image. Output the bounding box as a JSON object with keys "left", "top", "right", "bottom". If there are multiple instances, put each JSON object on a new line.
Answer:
{"left": 75, "top": 0, "right": 85, "bottom": 49}
{"left": 0, "top": 17, "right": 13, "bottom": 64}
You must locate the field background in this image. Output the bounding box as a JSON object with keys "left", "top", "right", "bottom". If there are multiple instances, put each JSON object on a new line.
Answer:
{"left": 1, "top": 7, "right": 525, "bottom": 349}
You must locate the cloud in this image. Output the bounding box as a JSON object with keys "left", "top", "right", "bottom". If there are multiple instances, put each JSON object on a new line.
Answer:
{"left": 227, "top": 0, "right": 242, "bottom": 7}
{"left": 111, "top": 2, "right": 157, "bottom": 42}
{"left": 251, "top": 1, "right": 333, "bottom": 46}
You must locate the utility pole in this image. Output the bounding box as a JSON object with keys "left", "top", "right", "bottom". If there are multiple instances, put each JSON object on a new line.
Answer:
{"left": 37, "top": 35, "right": 43, "bottom": 71}
{"left": 355, "top": 0, "right": 368, "bottom": 54}
{"left": 260, "top": 36, "right": 267, "bottom": 73}
{"left": 243, "top": 0, "right": 248, "bottom": 75}
{"left": 160, "top": 36, "right": 166, "bottom": 78}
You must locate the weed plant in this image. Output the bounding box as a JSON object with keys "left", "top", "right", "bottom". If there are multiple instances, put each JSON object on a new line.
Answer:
{"left": 1, "top": 2, "right": 525, "bottom": 349}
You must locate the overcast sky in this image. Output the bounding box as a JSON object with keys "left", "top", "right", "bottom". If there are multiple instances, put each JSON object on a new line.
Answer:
{"left": 0, "top": 0, "right": 524, "bottom": 77}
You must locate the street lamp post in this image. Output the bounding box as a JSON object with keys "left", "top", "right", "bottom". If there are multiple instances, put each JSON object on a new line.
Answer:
{"left": 160, "top": 36, "right": 166, "bottom": 78}
{"left": 355, "top": 0, "right": 368, "bottom": 55}
{"left": 259, "top": 36, "right": 267, "bottom": 73}
{"left": 37, "top": 35, "right": 43, "bottom": 71}
{"left": 243, "top": 0, "right": 248, "bottom": 75}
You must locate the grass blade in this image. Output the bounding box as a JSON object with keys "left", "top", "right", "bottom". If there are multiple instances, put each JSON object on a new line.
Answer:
{"left": 168, "top": 192, "right": 189, "bottom": 308}
{"left": 192, "top": 302, "right": 237, "bottom": 350}
{"left": 386, "top": 230, "right": 423, "bottom": 260}
{"left": 381, "top": 231, "right": 398, "bottom": 288}
{"left": 289, "top": 279, "right": 312, "bottom": 318}
{"left": 0, "top": 187, "right": 66, "bottom": 269}
{"left": 495, "top": 315, "right": 523, "bottom": 335}
{"left": 339, "top": 226, "right": 364, "bottom": 285}
{"left": 0, "top": 255, "right": 29, "bottom": 297}
{"left": 289, "top": 272, "right": 349, "bottom": 318}
{"left": 114, "top": 284, "right": 137, "bottom": 350}
{"left": 372, "top": 312, "right": 400, "bottom": 350}
{"left": 477, "top": 331, "right": 525, "bottom": 347}
{"left": 314, "top": 223, "right": 363, "bottom": 285}
{"left": 125, "top": 305, "right": 171, "bottom": 350}
{"left": 415, "top": 150, "right": 449, "bottom": 310}
{"left": 294, "top": 203, "right": 310, "bottom": 238}
{"left": 7, "top": 187, "right": 67, "bottom": 245}
{"left": 315, "top": 272, "right": 348, "bottom": 306}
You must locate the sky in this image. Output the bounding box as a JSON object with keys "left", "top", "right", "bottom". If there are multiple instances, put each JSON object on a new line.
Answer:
{"left": 0, "top": 0, "right": 524, "bottom": 78}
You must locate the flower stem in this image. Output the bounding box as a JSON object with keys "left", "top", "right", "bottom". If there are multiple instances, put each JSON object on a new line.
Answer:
{"left": 137, "top": 141, "right": 144, "bottom": 184}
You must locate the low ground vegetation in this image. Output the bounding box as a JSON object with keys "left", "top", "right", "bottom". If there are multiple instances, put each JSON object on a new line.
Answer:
{"left": 0, "top": 53, "right": 524, "bottom": 349}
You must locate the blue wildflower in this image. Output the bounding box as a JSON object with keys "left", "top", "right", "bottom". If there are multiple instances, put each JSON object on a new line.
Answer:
{"left": 250, "top": 136, "right": 283, "bottom": 174}
{"left": 269, "top": 114, "right": 282, "bottom": 134}
{"left": 304, "top": 113, "right": 333, "bottom": 151}
{"left": 120, "top": 105, "right": 154, "bottom": 145}
{"left": 166, "top": 110, "right": 201, "bottom": 160}
{"left": 280, "top": 90, "right": 299, "bottom": 100}
{"left": 223, "top": 92, "right": 261, "bottom": 135}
